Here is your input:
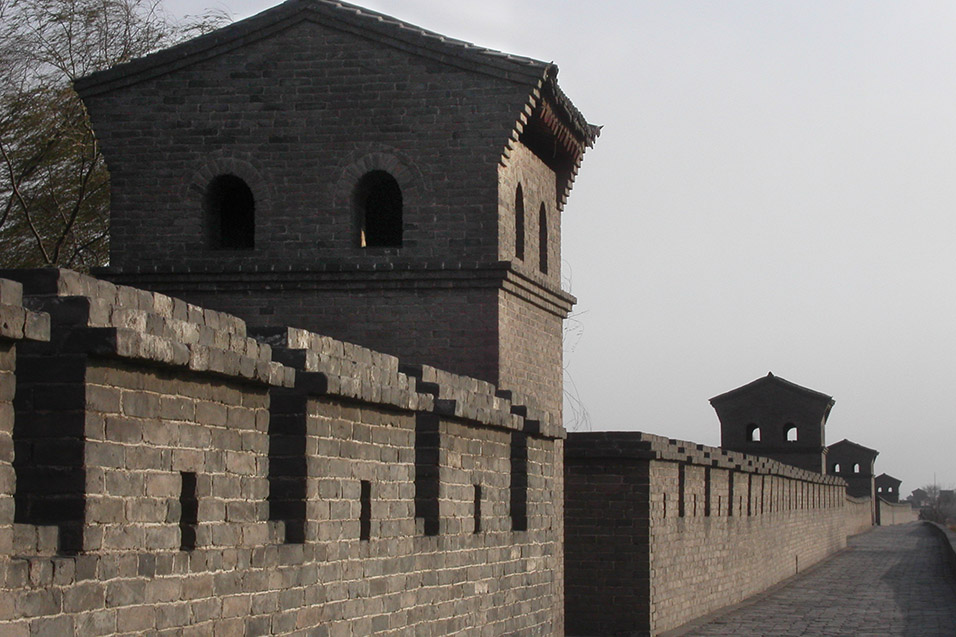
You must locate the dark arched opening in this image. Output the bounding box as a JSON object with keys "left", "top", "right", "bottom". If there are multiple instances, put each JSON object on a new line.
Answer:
{"left": 205, "top": 174, "right": 255, "bottom": 249}
{"left": 515, "top": 184, "right": 525, "bottom": 260}
{"left": 356, "top": 170, "right": 403, "bottom": 247}
{"left": 538, "top": 203, "right": 548, "bottom": 274}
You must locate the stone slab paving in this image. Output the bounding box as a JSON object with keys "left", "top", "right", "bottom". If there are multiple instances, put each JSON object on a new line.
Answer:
{"left": 667, "top": 522, "right": 956, "bottom": 636}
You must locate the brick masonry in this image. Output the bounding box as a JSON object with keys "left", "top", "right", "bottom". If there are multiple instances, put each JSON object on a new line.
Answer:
{"left": 566, "top": 432, "right": 859, "bottom": 636}
{"left": 0, "top": 269, "right": 565, "bottom": 635}
{"left": 877, "top": 499, "right": 918, "bottom": 526}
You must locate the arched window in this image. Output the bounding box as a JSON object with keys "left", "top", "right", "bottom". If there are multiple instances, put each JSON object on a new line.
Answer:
{"left": 853, "top": 463, "right": 860, "bottom": 474}
{"left": 785, "top": 425, "right": 798, "bottom": 442}
{"left": 356, "top": 170, "right": 402, "bottom": 247}
{"left": 747, "top": 424, "right": 761, "bottom": 442}
{"left": 833, "top": 463, "right": 841, "bottom": 473}
{"left": 515, "top": 184, "right": 525, "bottom": 260}
{"left": 538, "top": 203, "right": 548, "bottom": 274}
{"left": 877, "top": 487, "right": 884, "bottom": 493}
{"left": 205, "top": 174, "right": 255, "bottom": 249}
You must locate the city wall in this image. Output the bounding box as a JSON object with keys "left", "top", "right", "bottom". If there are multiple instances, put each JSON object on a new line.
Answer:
{"left": 566, "top": 432, "right": 857, "bottom": 636}
{"left": 877, "top": 498, "right": 919, "bottom": 526}
{"left": 844, "top": 495, "right": 874, "bottom": 536}
{"left": 0, "top": 269, "right": 564, "bottom": 636}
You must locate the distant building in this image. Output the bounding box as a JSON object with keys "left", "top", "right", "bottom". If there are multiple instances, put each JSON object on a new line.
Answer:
{"left": 710, "top": 372, "right": 833, "bottom": 473}
{"left": 875, "top": 473, "right": 902, "bottom": 503}
{"left": 909, "top": 487, "right": 928, "bottom": 506}
{"left": 827, "top": 439, "right": 879, "bottom": 499}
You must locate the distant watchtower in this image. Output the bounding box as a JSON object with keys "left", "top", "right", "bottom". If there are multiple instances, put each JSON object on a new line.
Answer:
{"left": 875, "top": 473, "right": 902, "bottom": 503}
{"left": 827, "top": 439, "right": 878, "bottom": 499}
{"left": 710, "top": 373, "right": 833, "bottom": 473}
{"left": 76, "top": 0, "right": 598, "bottom": 420}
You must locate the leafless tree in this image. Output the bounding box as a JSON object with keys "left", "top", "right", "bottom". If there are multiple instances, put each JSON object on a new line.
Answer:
{"left": 0, "top": 0, "right": 227, "bottom": 269}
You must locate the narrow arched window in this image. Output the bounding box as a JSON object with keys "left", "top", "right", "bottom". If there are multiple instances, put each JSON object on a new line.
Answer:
{"left": 515, "top": 184, "right": 525, "bottom": 261}
{"left": 356, "top": 170, "right": 402, "bottom": 247}
{"left": 853, "top": 463, "right": 860, "bottom": 474}
{"left": 205, "top": 174, "right": 255, "bottom": 249}
{"left": 785, "top": 425, "right": 798, "bottom": 442}
{"left": 833, "top": 463, "right": 841, "bottom": 473}
{"left": 538, "top": 203, "right": 548, "bottom": 274}
{"left": 747, "top": 424, "right": 760, "bottom": 442}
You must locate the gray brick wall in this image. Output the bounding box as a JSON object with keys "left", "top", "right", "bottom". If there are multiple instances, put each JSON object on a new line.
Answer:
{"left": 0, "top": 269, "right": 564, "bottom": 635}
{"left": 566, "top": 431, "right": 859, "bottom": 636}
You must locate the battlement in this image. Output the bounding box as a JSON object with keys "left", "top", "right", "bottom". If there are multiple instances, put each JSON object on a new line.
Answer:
{"left": 567, "top": 431, "right": 845, "bottom": 484}
{"left": 0, "top": 269, "right": 565, "bottom": 634}
{"left": 566, "top": 430, "right": 859, "bottom": 635}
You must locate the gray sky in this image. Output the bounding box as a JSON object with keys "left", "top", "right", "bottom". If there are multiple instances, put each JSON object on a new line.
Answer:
{"left": 166, "top": 0, "right": 956, "bottom": 494}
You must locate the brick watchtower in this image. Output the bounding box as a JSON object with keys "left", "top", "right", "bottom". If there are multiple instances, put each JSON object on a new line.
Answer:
{"left": 875, "top": 473, "right": 902, "bottom": 503}
{"left": 710, "top": 372, "right": 834, "bottom": 473}
{"left": 76, "top": 0, "right": 598, "bottom": 421}
{"left": 827, "top": 439, "right": 879, "bottom": 498}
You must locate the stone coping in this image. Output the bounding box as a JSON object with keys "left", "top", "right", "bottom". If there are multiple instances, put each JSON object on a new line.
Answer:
{"left": 0, "top": 269, "right": 291, "bottom": 387}
{"left": 0, "top": 279, "right": 50, "bottom": 343}
{"left": 253, "top": 326, "right": 564, "bottom": 439}
{"left": 567, "top": 431, "right": 846, "bottom": 484}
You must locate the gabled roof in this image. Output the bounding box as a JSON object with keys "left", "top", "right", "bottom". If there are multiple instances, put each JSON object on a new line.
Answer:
{"left": 827, "top": 439, "right": 879, "bottom": 458}
{"left": 74, "top": 0, "right": 599, "bottom": 147}
{"left": 710, "top": 372, "right": 834, "bottom": 406}
{"left": 875, "top": 473, "right": 901, "bottom": 485}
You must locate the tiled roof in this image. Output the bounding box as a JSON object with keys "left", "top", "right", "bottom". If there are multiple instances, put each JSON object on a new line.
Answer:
{"left": 828, "top": 439, "right": 879, "bottom": 457}
{"left": 710, "top": 371, "right": 834, "bottom": 405}
{"left": 74, "top": 0, "right": 597, "bottom": 146}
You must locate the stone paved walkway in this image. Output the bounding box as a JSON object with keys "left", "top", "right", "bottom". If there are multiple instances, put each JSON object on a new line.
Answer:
{"left": 670, "top": 523, "right": 956, "bottom": 636}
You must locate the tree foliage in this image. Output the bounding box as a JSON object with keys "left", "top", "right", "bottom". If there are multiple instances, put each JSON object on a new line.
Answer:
{"left": 0, "top": 0, "right": 227, "bottom": 269}
{"left": 916, "top": 483, "right": 956, "bottom": 524}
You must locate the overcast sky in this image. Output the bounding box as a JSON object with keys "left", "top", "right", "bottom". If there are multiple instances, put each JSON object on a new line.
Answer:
{"left": 165, "top": 0, "right": 956, "bottom": 493}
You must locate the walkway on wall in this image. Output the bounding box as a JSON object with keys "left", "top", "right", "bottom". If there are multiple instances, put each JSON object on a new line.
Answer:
{"left": 666, "top": 523, "right": 956, "bottom": 636}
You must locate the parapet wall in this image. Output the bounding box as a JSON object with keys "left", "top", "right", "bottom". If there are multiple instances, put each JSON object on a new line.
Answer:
{"left": 566, "top": 431, "right": 853, "bottom": 636}
{"left": 877, "top": 498, "right": 919, "bottom": 526}
{"left": 845, "top": 495, "right": 874, "bottom": 536}
{"left": 0, "top": 269, "right": 565, "bottom": 636}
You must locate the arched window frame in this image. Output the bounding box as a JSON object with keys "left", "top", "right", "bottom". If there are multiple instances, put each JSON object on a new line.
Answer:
{"left": 747, "top": 424, "right": 761, "bottom": 442}
{"left": 785, "top": 424, "right": 798, "bottom": 442}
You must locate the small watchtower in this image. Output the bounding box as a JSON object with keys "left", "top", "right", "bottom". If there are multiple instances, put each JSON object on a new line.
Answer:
{"left": 828, "top": 439, "right": 879, "bottom": 499}
{"left": 875, "top": 473, "right": 902, "bottom": 503}
{"left": 710, "top": 373, "right": 833, "bottom": 473}
{"left": 76, "top": 0, "right": 599, "bottom": 421}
